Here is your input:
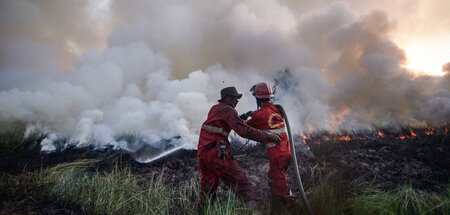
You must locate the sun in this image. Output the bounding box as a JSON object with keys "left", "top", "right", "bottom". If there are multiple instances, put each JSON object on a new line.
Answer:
{"left": 402, "top": 37, "right": 450, "bottom": 76}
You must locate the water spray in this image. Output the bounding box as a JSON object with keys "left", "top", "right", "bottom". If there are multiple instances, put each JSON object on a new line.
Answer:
{"left": 140, "top": 144, "right": 187, "bottom": 163}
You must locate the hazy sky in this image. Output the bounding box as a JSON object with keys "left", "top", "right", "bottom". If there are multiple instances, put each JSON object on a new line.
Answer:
{"left": 349, "top": 0, "right": 450, "bottom": 76}
{"left": 1, "top": 0, "right": 448, "bottom": 75}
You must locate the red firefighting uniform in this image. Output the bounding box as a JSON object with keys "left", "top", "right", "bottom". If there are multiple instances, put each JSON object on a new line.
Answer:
{"left": 246, "top": 102, "right": 294, "bottom": 201}
{"left": 198, "top": 102, "right": 272, "bottom": 206}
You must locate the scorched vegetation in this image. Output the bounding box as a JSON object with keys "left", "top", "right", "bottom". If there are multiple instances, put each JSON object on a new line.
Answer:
{"left": 0, "top": 127, "right": 449, "bottom": 214}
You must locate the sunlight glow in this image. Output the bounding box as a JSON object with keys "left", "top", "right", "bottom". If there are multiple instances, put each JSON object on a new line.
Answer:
{"left": 403, "top": 36, "right": 450, "bottom": 76}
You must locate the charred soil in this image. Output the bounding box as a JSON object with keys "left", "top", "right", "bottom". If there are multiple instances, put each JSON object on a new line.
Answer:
{"left": 1, "top": 128, "right": 449, "bottom": 214}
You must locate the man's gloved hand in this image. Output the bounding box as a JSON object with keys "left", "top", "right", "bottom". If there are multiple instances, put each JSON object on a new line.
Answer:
{"left": 266, "top": 132, "right": 281, "bottom": 144}
{"left": 239, "top": 111, "right": 253, "bottom": 120}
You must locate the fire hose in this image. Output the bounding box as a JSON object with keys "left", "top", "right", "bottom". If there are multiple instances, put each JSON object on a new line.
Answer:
{"left": 275, "top": 104, "right": 314, "bottom": 215}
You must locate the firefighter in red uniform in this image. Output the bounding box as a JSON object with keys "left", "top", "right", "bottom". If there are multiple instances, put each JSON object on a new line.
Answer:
{"left": 245, "top": 82, "right": 296, "bottom": 206}
{"left": 197, "top": 86, "right": 282, "bottom": 210}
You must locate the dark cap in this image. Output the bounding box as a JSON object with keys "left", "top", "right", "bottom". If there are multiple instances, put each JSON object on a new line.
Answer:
{"left": 218, "top": 86, "right": 243, "bottom": 102}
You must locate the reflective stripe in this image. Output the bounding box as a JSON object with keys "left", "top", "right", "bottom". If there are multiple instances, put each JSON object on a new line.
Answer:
{"left": 262, "top": 128, "right": 285, "bottom": 134}
{"left": 201, "top": 124, "right": 229, "bottom": 137}
{"left": 263, "top": 128, "right": 285, "bottom": 149}
{"left": 265, "top": 143, "right": 277, "bottom": 148}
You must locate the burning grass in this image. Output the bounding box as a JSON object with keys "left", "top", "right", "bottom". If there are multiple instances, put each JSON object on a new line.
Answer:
{"left": 0, "top": 127, "right": 449, "bottom": 214}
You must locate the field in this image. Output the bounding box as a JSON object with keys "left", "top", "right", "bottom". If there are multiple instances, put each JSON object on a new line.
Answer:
{"left": 0, "top": 128, "right": 449, "bottom": 214}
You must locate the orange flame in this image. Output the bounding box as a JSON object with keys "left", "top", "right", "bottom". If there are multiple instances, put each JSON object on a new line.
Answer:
{"left": 335, "top": 135, "right": 351, "bottom": 141}
{"left": 425, "top": 128, "right": 434, "bottom": 135}
{"left": 396, "top": 129, "right": 418, "bottom": 140}
{"left": 328, "top": 109, "right": 351, "bottom": 126}
{"left": 377, "top": 131, "right": 386, "bottom": 138}
{"left": 409, "top": 129, "right": 417, "bottom": 137}
{"left": 300, "top": 133, "right": 308, "bottom": 143}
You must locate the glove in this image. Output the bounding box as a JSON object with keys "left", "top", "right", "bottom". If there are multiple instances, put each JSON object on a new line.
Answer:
{"left": 265, "top": 132, "right": 281, "bottom": 144}
{"left": 239, "top": 111, "right": 253, "bottom": 120}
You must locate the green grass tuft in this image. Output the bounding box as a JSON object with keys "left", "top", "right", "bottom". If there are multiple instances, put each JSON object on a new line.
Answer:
{"left": 41, "top": 160, "right": 176, "bottom": 214}
{"left": 1, "top": 161, "right": 449, "bottom": 214}
{"left": 1, "top": 159, "right": 253, "bottom": 214}
{"left": 349, "top": 185, "right": 450, "bottom": 215}
{"left": 200, "top": 191, "right": 251, "bottom": 215}
{"left": 303, "top": 164, "right": 348, "bottom": 215}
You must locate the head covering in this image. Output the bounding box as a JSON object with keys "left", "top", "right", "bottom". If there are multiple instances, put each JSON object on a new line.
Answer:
{"left": 250, "top": 82, "right": 274, "bottom": 99}
{"left": 218, "top": 86, "right": 243, "bottom": 102}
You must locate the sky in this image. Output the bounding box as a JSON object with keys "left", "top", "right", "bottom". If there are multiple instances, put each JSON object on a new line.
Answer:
{"left": 0, "top": 0, "right": 449, "bottom": 153}
{"left": 350, "top": 0, "right": 450, "bottom": 76}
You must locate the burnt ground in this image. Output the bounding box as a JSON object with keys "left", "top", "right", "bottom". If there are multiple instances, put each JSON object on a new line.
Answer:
{"left": 308, "top": 136, "right": 449, "bottom": 191}
{"left": 130, "top": 130, "right": 450, "bottom": 199}
{"left": 0, "top": 129, "right": 449, "bottom": 213}
{"left": 233, "top": 131, "right": 450, "bottom": 200}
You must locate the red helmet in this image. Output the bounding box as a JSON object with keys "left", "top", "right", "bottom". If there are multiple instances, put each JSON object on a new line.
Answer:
{"left": 251, "top": 82, "right": 274, "bottom": 99}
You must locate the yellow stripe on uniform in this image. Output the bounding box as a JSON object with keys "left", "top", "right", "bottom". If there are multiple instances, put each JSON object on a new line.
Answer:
{"left": 268, "top": 113, "right": 285, "bottom": 128}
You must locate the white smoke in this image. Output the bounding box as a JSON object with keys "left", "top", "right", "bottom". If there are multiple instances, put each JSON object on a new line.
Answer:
{"left": 41, "top": 133, "right": 57, "bottom": 153}
{"left": 0, "top": 0, "right": 449, "bottom": 157}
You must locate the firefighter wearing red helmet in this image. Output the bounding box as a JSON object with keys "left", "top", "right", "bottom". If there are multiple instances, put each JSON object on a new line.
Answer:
{"left": 197, "top": 86, "right": 282, "bottom": 211}
{"left": 245, "top": 82, "right": 296, "bottom": 206}
{"left": 251, "top": 82, "right": 274, "bottom": 99}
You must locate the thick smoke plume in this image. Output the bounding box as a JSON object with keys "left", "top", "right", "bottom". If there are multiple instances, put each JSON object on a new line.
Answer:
{"left": 0, "top": 0, "right": 449, "bottom": 156}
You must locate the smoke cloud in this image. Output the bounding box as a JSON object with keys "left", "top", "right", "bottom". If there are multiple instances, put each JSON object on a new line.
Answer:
{"left": 0, "top": 0, "right": 448, "bottom": 156}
